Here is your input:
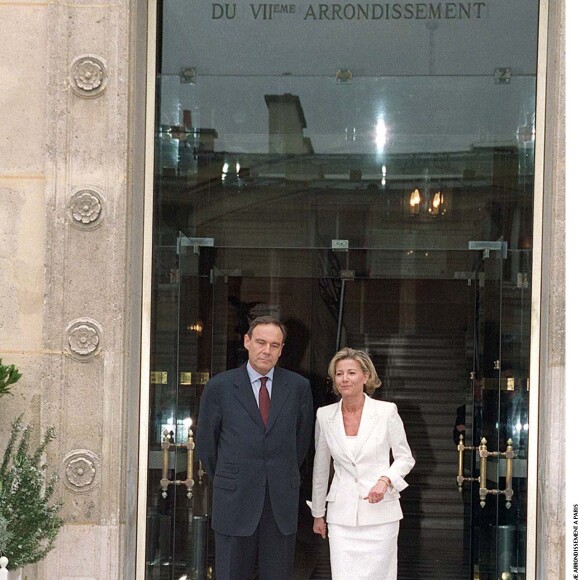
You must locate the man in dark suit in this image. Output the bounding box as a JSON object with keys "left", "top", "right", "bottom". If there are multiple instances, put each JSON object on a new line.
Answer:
{"left": 196, "top": 316, "right": 314, "bottom": 580}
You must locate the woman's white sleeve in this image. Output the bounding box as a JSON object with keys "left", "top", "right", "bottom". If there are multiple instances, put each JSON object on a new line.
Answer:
{"left": 384, "top": 404, "right": 416, "bottom": 492}
{"left": 311, "top": 412, "right": 331, "bottom": 517}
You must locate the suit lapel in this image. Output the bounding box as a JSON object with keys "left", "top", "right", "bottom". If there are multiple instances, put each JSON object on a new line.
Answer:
{"left": 232, "top": 366, "right": 264, "bottom": 430}
{"left": 265, "top": 367, "right": 290, "bottom": 434}
{"left": 327, "top": 401, "right": 355, "bottom": 461}
{"left": 353, "top": 395, "right": 379, "bottom": 459}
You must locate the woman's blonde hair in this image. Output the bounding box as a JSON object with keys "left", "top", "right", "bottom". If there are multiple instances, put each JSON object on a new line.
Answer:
{"left": 327, "top": 347, "right": 382, "bottom": 396}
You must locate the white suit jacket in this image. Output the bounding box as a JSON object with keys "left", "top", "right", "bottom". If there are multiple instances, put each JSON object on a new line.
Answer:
{"left": 311, "top": 394, "right": 415, "bottom": 526}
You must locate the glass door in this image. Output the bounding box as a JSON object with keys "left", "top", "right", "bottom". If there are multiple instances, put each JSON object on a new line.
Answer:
{"left": 145, "top": 240, "right": 345, "bottom": 579}
{"left": 145, "top": 237, "right": 212, "bottom": 579}
{"left": 145, "top": 238, "right": 531, "bottom": 579}
{"left": 146, "top": 1, "right": 540, "bottom": 573}
{"left": 458, "top": 245, "right": 530, "bottom": 580}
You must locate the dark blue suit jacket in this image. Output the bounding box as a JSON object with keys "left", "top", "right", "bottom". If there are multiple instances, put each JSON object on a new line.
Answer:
{"left": 196, "top": 364, "right": 314, "bottom": 536}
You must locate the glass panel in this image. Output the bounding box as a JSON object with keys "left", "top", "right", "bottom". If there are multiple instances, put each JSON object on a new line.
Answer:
{"left": 471, "top": 250, "right": 504, "bottom": 579}
{"left": 147, "top": 0, "right": 539, "bottom": 576}
{"left": 457, "top": 248, "right": 530, "bottom": 580}
{"left": 495, "top": 249, "right": 531, "bottom": 579}
{"left": 155, "top": 72, "right": 536, "bottom": 251}
{"left": 145, "top": 244, "right": 532, "bottom": 578}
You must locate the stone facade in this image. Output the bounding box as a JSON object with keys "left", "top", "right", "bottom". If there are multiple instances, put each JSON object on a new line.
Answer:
{"left": 536, "top": 0, "right": 566, "bottom": 576}
{"left": 0, "top": 0, "right": 138, "bottom": 577}
{"left": 0, "top": 1, "right": 565, "bottom": 579}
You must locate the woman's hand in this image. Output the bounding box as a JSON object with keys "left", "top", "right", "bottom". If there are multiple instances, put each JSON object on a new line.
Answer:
{"left": 313, "top": 516, "right": 327, "bottom": 539}
{"left": 364, "top": 477, "right": 390, "bottom": 504}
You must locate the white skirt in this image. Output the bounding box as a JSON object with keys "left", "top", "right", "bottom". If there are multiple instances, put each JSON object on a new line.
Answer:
{"left": 327, "top": 521, "right": 399, "bottom": 580}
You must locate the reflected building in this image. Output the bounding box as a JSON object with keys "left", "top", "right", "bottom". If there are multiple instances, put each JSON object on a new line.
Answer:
{"left": 0, "top": 0, "right": 565, "bottom": 578}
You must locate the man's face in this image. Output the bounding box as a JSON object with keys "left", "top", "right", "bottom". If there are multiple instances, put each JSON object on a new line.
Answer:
{"left": 244, "top": 323, "right": 284, "bottom": 375}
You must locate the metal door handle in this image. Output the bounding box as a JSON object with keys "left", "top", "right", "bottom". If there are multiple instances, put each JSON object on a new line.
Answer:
{"left": 456, "top": 435, "right": 515, "bottom": 508}
{"left": 456, "top": 434, "right": 480, "bottom": 491}
{"left": 161, "top": 428, "right": 196, "bottom": 499}
{"left": 478, "top": 437, "right": 515, "bottom": 508}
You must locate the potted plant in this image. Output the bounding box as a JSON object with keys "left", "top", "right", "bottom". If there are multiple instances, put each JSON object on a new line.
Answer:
{"left": 0, "top": 360, "right": 63, "bottom": 578}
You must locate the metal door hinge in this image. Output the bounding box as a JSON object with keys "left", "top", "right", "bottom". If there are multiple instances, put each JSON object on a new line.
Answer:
{"left": 332, "top": 239, "right": 349, "bottom": 250}
{"left": 178, "top": 235, "right": 215, "bottom": 255}
{"left": 468, "top": 240, "right": 508, "bottom": 259}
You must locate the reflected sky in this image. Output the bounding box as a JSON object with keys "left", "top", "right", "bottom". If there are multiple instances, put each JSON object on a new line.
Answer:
{"left": 158, "top": 74, "right": 536, "bottom": 154}
{"left": 158, "top": 0, "right": 539, "bottom": 155}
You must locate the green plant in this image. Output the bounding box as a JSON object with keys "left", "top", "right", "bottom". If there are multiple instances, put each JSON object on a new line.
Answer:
{"left": 0, "top": 360, "right": 22, "bottom": 398}
{"left": 0, "top": 415, "right": 63, "bottom": 569}
{"left": 0, "top": 514, "right": 12, "bottom": 557}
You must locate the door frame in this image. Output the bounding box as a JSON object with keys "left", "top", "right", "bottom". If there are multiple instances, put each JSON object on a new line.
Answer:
{"left": 526, "top": 0, "right": 551, "bottom": 577}
{"left": 135, "top": 0, "right": 159, "bottom": 576}
{"left": 134, "top": 0, "right": 552, "bottom": 577}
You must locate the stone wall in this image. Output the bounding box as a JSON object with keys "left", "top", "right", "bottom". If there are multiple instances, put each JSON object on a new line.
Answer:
{"left": 537, "top": 0, "right": 566, "bottom": 576}
{"left": 0, "top": 0, "right": 138, "bottom": 577}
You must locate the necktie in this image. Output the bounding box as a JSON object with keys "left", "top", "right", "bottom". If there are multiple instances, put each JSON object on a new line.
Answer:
{"left": 259, "top": 376, "right": 270, "bottom": 426}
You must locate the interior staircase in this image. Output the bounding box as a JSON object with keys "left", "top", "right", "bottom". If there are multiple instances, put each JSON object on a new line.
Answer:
{"left": 351, "top": 333, "right": 472, "bottom": 579}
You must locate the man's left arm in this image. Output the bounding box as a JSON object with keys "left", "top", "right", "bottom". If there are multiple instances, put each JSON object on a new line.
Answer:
{"left": 196, "top": 379, "right": 222, "bottom": 481}
{"left": 296, "top": 379, "right": 314, "bottom": 466}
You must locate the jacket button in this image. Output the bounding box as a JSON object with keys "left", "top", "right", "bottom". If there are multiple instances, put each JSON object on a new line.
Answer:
{"left": 354, "top": 478, "right": 358, "bottom": 483}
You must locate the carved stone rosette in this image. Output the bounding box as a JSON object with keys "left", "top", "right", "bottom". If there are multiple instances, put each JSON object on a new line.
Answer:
{"left": 63, "top": 450, "right": 99, "bottom": 493}
{"left": 70, "top": 55, "right": 107, "bottom": 98}
{"left": 65, "top": 318, "right": 103, "bottom": 360}
{"left": 69, "top": 188, "right": 104, "bottom": 229}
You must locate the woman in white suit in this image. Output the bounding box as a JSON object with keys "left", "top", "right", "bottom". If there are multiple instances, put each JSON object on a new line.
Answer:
{"left": 311, "top": 347, "right": 415, "bottom": 580}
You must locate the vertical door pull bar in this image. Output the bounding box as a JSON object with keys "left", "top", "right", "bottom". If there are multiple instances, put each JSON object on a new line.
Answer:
{"left": 456, "top": 434, "right": 480, "bottom": 491}
{"left": 161, "top": 429, "right": 171, "bottom": 498}
{"left": 160, "top": 428, "right": 196, "bottom": 499}
{"left": 478, "top": 437, "right": 515, "bottom": 508}
{"left": 185, "top": 429, "right": 195, "bottom": 498}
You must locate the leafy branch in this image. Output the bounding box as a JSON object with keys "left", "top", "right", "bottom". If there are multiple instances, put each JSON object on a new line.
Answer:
{"left": 0, "top": 360, "right": 22, "bottom": 398}
{"left": 0, "top": 415, "right": 63, "bottom": 568}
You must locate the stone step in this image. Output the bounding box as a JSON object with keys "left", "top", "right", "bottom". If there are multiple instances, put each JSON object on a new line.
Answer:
{"left": 410, "top": 459, "right": 461, "bottom": 475}
{"left": 406, "top": 471, "right": 462, "bottom": 485}
{"left": 353, "top": 334, "right": 465, "bottom": 346}
{"left": 398, "top": 412, "right": 465, "bottom": 424}
{"left": 373, "top": 353, "right": 467, "bottom": 365}
{"left": 391, "top": 398, "right": 467, "bottom": 409}
{"left": 399, "top": 423, "right": 464, "bottom": 439}
{"left": 382, "top": 368, "right": 467, "bottom": 380}
{"left": 402, "top": 509, "right": 463, "bottom": 523}
{"left": 403, "top": 485, "right": 461, "bottom": 501}
{"left": 390, "top": 391, "right": 466, "bottom": 404}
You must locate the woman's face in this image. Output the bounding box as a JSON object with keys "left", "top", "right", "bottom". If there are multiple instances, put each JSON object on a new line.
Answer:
{"left": 334, "top": 358, "right": 369, "bottom": 399}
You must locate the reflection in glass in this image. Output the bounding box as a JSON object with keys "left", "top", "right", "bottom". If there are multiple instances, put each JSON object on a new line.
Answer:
{"left": 146, "top": 0, "right": 539, "bottom": 576}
